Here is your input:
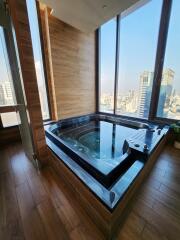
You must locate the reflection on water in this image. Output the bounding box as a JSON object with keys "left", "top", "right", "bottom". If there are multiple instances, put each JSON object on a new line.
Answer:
{"left": 57, "top": 121, "right": 137, "bottom": 161}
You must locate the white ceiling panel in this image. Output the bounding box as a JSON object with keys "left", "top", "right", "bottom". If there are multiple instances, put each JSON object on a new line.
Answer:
{"left": 39, "top": 0, "right": 141, "bottom": 32}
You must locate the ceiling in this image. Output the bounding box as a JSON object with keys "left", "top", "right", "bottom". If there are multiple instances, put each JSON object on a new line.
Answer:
{"left": 39, "top": 0, "right": 141, "bottom": 33}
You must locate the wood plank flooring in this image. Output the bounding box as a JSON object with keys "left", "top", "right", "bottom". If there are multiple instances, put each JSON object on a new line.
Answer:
{"left": 0, "top": 142, "right": 180, "bottom": 240}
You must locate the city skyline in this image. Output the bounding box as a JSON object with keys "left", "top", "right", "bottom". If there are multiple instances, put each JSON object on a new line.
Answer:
{"left": 100, "top": 0, "right": 180, "bottom": 95}
{"left": 100, "top": 68, "right": 180, "bottom": 120}
{"left": 1, "top": 0, "right": 179, "bottom": 121}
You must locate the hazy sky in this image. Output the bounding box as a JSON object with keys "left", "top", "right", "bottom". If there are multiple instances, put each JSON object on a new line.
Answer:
{"left": 100, "top": 0, "right": 180, "bottom": 94}
{"left": 0, "top": 0, "right": 44, "bottom": 87}
{"left": 26, "top": 0, "right": 45, "bottom": 87}
{"left": 0, "top": 27, "right": 11, "bottom": 83}
{"left": 0, "top": 0, "right": 180, "bottom": 95}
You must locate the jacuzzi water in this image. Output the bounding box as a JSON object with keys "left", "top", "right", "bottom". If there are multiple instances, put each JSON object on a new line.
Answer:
{"left": 57, "top": 120, "right": 136, "bottom": 163}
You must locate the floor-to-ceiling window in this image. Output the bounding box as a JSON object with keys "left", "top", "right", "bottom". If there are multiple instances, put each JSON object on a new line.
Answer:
{"left": 99, "top": 18, "right": 116, "bottom": 113}
{"left": 157, "top": 0, "right": 180, "bottom": 120}
{"left": 0, "top": 28, "right": 15, "bottom": 106}
{"left": 0, "top": 26, "right": 19, "bottom": 127}
{"left": 116, "top": 0, "right": 162, "bottom": 119}
{"left": 26, "top": 0, "right": 50, "bottom": 120}
{"left": 98, "top": 0, "right": 179, "bottom": 122}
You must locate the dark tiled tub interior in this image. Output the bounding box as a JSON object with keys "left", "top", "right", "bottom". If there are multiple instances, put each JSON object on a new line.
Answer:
{"left": 45, "top": 114, "right": 169, "bottom": 210}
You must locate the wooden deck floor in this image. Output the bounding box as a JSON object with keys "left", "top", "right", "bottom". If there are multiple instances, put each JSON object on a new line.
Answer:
{"left": 0, "top": 142, "right": 180, "bottom": 240}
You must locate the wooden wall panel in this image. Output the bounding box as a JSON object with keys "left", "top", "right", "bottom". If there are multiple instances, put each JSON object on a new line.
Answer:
{"left": 44, "top": 13, "right": 96, "bottom": 119}
{"left": 0, "top": 127, "right": 21, "bottom": 146}
{"left": 7, "top": 0, "right": 48, "bottom": 165}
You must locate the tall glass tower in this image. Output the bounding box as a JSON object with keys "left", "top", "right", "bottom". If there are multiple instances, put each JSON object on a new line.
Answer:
{"left": 138, "top": 71, "right": 154, "bottom": 118}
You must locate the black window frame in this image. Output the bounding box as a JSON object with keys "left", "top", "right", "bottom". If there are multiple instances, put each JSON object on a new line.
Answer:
{"left": 97, "top": 0, "right": 178, "bottom": 124}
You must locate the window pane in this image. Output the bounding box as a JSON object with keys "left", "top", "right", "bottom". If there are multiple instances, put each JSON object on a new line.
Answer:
{"left": 116, "top": 0, "right": 162, "bottom": 119}
{"left": 26, "top": 0, "right": 50, "bottom": 120}
{"left": 1, "top": 112, "right": 19, "bottom": 127}
{"left": 0, "top": 27, "right": 16, "bottom": 106}
{"left": 99, "top": 19, "right": 116, "bottom": 113}
{"left": 157, "top": 0, "right": 180, "bottom": 120}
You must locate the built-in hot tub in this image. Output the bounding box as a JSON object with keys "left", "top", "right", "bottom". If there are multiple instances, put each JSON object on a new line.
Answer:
{"left": 45, "top": 114, "right": 169, "bottom": 209}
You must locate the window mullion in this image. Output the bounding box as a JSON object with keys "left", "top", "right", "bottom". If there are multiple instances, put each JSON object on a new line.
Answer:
{"left": 114, "top": 15, "right": 120, "bottom": 115}
{"left": 149, "top": 0, "right": 172, "bottom": 121}
{"left": 0, "top": 116, "right": 3, "bottom": 128}
{"left": 96, "top": 28, "right": 100, "bottom": 113}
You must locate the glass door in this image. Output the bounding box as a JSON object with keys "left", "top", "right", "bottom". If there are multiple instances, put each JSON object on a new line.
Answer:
{"left": 0, "top": 1, "right": 35, "bottom": 163}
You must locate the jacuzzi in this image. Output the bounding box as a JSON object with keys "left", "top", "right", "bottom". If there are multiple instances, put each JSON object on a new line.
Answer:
{"left": 45, "top": 114, "right": 169, "bottom": 209}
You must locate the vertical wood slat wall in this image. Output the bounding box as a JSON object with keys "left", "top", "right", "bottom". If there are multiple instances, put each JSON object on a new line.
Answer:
{"left": 38, "top": 4, "right": 58, "bottom": 121}
{"left": 7, "top": 0, "right": 48, "bottom": 165}
{"left": 39, "top": 6, "right": 96, "bottom": 120}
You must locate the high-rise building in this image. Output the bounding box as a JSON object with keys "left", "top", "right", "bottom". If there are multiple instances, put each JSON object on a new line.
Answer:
{"left": 100, "top": 93, "right": 114, "bottom": 112}
{"left": 0, "top": 81, "right": 14, "bottom": 105}
{"left": 0, "top": 84, "right": 5, "bottom": 105}
{"left": 161, "top": 68, "right": 174, "bottom": 93}
{"left": 138, "top": 69, "right": 174, "bottom": 118}
{"left": 138, "top": 71, "right": 154, "bottom": 118}
{"left": 157, "top": 68, "right": 174, "bottom": 117}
